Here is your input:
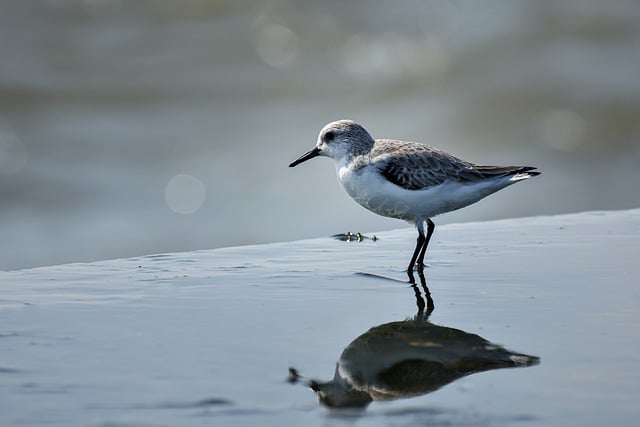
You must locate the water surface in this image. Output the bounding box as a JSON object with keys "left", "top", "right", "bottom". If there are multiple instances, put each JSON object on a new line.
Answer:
{"left": 1, "top": 210, "right": 638, "bottom": 426}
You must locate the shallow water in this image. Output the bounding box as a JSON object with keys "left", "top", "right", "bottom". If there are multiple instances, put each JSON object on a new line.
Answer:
{"left": 1, "top": 209, "right": 639, "bottom": 426}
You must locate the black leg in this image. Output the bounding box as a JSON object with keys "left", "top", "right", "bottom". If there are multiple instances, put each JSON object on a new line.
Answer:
{"left": 407, "top": 231, "right": 426, "bottom": 272}
{"left": 416, "top": 219, "right": 435, "bottom": 269}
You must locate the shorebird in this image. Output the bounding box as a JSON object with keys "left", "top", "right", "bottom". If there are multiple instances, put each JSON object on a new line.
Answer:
{"left": 289, "top": 120, "right": 540, "bottom": 271}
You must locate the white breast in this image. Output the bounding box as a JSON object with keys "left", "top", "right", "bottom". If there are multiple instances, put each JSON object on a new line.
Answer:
{"left": 337, "top": 160, "right": 421, "bottom": 221}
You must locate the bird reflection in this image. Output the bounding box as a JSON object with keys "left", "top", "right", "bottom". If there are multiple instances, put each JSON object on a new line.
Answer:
{"left": 289, "top": 273, "right": 539, "bottom": 409}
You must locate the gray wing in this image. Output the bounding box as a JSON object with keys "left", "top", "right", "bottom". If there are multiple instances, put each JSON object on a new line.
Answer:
{"left": 374, "top": 140, "right": 538, "bottom": 191}
{"left": 373, "top": 141, "right": 481, "bottom": 190}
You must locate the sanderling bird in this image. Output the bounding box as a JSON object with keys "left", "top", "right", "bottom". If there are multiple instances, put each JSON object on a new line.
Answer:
{"left": 289, "top": 120, "right": 540, "bottom": 271}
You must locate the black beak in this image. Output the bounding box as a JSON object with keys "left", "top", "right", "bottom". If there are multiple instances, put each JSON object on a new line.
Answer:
{"left": 289, "top": 147, "right": 321, "bottom": 167}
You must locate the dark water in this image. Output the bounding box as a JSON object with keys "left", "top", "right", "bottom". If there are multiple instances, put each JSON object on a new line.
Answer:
{"left": 1, "top": 0, "right": 639, "bottom": 269}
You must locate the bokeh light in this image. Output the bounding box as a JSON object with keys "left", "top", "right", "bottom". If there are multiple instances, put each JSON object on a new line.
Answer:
{"left": 164, "top": 174, "right": 206, "bottom": 215}
{"left": 255, "top": 23, "right": 299, "bottom": 68}
{"left": 539, "top": 109, "right": 588, "bottom": 152}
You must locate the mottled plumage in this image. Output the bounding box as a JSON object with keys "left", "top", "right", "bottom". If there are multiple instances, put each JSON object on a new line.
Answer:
{"left": 289, "top": 120, "right": 540, "bottom": 271}
{"left": 380, "top": 144, "right": 539, "bottom": 190}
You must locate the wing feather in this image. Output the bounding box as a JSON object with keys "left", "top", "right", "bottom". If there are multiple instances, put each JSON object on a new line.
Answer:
{"left": 374, "top": 140, "right": 478, "bottom": 190}
{"left": 373, "top": 140, "right": 538, "bottom": 190}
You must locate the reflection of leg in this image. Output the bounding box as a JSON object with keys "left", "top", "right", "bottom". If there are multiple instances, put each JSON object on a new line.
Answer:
{"left": 416, "top": 219, "right": 435, "bottom": 269}
{"left": 407, "top": 270, "right": 426, "bottom": 315}
{"left": 417, "top": 268, "right": 435, "bottom": 316}
{"left": 407, "top": 231, "right": 426, "bottom": 272}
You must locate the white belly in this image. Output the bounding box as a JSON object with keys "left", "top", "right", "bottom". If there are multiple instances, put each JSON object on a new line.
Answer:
{"left": 337, "top": 163, "right": 514, "bottom": 223}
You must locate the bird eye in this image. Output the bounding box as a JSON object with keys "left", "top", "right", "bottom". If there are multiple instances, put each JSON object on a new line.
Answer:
{"left": 324, "top": 131, "right": 335, "bottom": 142}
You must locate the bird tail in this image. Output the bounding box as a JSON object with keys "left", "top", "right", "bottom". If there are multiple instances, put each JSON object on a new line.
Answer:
{"left": 475, "top": 165, "right": 540, "bottom": 181}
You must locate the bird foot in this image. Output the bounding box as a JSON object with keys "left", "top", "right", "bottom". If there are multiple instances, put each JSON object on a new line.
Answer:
{"left": 407, "top": 262, "right": 426, "bottom": 272}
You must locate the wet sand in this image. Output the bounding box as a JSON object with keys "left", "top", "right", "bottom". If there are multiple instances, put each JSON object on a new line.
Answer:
{"left": 1, "top": 209, "right": 638, "bottom": 426}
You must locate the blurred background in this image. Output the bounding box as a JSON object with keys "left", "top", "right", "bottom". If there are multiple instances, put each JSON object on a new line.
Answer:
{"left": 1, "top": 0, "right": 639, "bottom": 270}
